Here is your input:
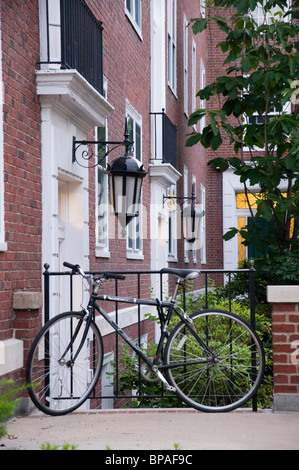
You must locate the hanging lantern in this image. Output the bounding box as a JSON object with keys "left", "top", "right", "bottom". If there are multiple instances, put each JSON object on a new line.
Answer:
{"left": 107, "top": 152, "right": 146, "bottom": 228}
{"left": 183, "top": 203, "right": 204, "bottom": 244}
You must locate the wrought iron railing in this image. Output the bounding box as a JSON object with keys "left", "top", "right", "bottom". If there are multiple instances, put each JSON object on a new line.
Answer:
{"left": 42, "top": 265, "right": 258, "bottom": 411}
{"left": 39, "top": 0, "right": 104, "bottom": 95}
{"left": 150, "top": 110, "right": 177, "bottom": 169}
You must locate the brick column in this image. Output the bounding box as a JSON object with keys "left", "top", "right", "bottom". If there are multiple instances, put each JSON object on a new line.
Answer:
{"left": 267, "top": 286, "right": 299, "bottom": 412}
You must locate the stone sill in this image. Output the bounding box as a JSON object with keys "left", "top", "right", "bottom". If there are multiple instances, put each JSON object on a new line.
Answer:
{"left": 267, "top": 285, "right": 299, "bottom": 304}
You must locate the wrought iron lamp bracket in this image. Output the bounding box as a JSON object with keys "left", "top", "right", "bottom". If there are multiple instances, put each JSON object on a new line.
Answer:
{"left": 72, "top": 122, "right": 133, "bottom": 169}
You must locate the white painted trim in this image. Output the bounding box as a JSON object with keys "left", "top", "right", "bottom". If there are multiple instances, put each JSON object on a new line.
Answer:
{"left": 36, "top": 70, "right": 113, "bottom": 132}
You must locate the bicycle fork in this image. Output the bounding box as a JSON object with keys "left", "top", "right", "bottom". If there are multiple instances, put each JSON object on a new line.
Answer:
{"left": 58, "top": 308, "right": 92, "bottom": 367}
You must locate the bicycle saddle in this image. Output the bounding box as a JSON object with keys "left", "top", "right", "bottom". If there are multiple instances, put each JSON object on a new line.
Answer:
{"left": 160, "top": 267, "right": 200, "bottom": 280}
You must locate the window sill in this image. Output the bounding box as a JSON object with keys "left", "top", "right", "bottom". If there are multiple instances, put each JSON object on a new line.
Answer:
{"left": 126, "top": 251, "right": 144, "bottom": 261}
{"left": 95, "top": 248, "right": 110, "bottom": 259}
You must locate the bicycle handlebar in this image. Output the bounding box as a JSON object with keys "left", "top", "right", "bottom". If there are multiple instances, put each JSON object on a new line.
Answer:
{"left": 63, "top": 261, "right": 126, "bottom": 281}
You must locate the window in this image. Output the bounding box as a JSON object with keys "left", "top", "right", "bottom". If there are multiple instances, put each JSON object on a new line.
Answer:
{"left": 200, "top": 0, "right": 206, "bottom": 18}
{"left": 200, "top": 59, "right": 206, "bottom": 132}
{"left": 95, "top": 125, "right": 109, "bottom": 257}
{"left": 167, "top": 185, "right": 178, "bottom": 262}
{"left": 126, "top": 102, "right": 143, "bottom": 259}
{"left": 125, "top": 0, "right": 142, "bottom": 35}
{"left": 200, "top": 184, "right": 206, "bottom": 264}
{"left": 96, "top": 78, "right": 109, "bottom": 257}
{"left": 250, "top": 0, "right": 290, "bottom": 25}
{"left": 167, "top": 0, "right": 177, "bottom": 94}
{"left": 192, "top": 176, "right": 197, "bottom": 263}
{"left": 243, "top": 99, "right": 290, "bottom": 151}
{"left": 183, "top": 166, "right": 189, "bottom": 263}
{"left": 183, "top": 13, "right": 188, "bottom": 115}
{"left": 192, "top": 39, "right": 197, "bottom": 116}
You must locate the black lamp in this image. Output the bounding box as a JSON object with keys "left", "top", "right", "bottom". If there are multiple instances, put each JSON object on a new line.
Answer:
{"left": 73, "top": 120, "right": 146, "bottom": 228}
{"left": 164, "top": 182, "right": 204, "bottom": 244}
{"left": 106, "top": 130, "right": 146, "bottom": 227}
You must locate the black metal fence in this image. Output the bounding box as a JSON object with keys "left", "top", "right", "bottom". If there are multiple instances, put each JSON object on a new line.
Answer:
{"left": 43, "top": 265, "right": 258, "bottom": 411}
{"left": 150, "top": 110, "right": 178, "bottom": 169}
{"left": 40, "top": 0, "right": 104, "bottom": 95}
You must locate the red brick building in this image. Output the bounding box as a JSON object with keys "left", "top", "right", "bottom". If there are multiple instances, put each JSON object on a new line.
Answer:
{"left": 0, "top": 0, "right": 229, "bottom": 410}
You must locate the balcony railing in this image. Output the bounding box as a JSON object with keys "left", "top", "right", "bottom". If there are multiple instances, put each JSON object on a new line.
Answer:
{"left": 39, "top": 0, "right": 104, "bottom": 95}
{"left": 150, "top": 110, "right": 178, "bottom": 169}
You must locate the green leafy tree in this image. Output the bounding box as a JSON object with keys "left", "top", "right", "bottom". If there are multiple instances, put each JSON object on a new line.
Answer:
{"left": 187, "top": 0, "right": 299, "bottom": 259}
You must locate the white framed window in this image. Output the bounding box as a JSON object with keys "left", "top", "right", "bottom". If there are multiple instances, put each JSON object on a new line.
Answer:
{"left": 250, "top": 0, "right": 290, "bottom": 25}
{"left": 95, "top": 124, "right": 109, "bottom": 257}
{"left": 167, "top": 0, "right": 177, "bottom": 94}
{"left": 192, "top": 38, "right": 197, "bottom": 116}
{"left": 95, "top": 77, "right": 109, "bottom": 257}
{"left": 192, "top": 176, "right": 197, "bottom": 263}
{"left": 200, "top": 59, "right": 206, "bottom": 132}
{"left": 0, "top": 22, "right": 6, "bottom": 252}
{"left": 200, "top": 0, "right": 206, "bottom": 18}
{"left": 183, "top": 166, "right": 189, "bottom": 263}
{"left": 242, "top": 79, "right": 291, "bottom": 151}
{"left": 167, "top": 185, "right": 178, "bottom": 262}
{"left": 126, "top": 101, "right": 143, "bottom": 259}
{"left": 200, "top": 184, "right": 206, "bottom": 264}
{"left": 183, "top": 13, "right": 188, "bottom": 115}
{"left": 125, "top": 0, "right": 142, "bottom": 36}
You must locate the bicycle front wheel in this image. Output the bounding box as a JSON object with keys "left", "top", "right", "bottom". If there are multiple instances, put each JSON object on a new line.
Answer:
{"left": 26, "top": 312, "right": 103, "bottom": 416}
{"left": 164, "top": 309, "right": 265, "bottom": 412}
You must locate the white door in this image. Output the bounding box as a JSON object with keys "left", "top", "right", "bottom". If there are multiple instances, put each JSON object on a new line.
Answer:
{"left": 58, "top": 177, "right": 85, "bottom": 312}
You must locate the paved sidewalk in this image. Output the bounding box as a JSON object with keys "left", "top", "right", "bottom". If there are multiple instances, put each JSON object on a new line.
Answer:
{"left": 1, "top": 408, "right": 299, "bottom": 451}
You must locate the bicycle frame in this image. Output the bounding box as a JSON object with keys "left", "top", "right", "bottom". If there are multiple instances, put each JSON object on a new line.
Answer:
{"left": 89, "top": 290, "right": 214, "bottom": 389}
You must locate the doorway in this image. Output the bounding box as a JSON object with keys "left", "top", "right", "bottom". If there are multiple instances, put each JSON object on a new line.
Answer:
{"left": 58, "top": 177, "right": 85, "bottom": 312}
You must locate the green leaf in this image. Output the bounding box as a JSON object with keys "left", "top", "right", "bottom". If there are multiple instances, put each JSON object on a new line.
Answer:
{"left": 186, "top": 132, "right": 202, "bottom": 147}
{"left": 223, "top": 227, "right": 239, "bottom": 241}
{"left": 190, "top": 18, "right": 208, "bottom": 34}
{"left": 257, "top": 200, "right": 273, "bottom": 221}
{"left": 241, "top": 56, "right": 252, "bottom": 73}
{"left": 208, "top": 157, "right": 229, "bottom": 172}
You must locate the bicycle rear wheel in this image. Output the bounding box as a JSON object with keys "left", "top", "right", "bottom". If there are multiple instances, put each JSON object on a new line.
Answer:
{"left": 164, "top": 309, "right": 265, "bottom": 412}
{"left": 26, "top": 311, "right": 103, "bottom": 416}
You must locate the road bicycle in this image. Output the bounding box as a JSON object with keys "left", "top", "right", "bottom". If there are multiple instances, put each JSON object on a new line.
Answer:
{"left": 26, "top": 262, "right": 265, "bottom": 416}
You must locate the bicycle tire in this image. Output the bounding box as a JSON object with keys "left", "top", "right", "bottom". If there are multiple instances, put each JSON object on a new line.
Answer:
{"left": 26, "top": 311, "right": 103, "bottom": 416}
{"left": 164, "top": 309, "right": 265, "bottom": 412}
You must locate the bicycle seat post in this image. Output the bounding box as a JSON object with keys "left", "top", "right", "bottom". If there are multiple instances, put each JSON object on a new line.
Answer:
{"left": 170, "top": 277, "right": 183, "bottom": 303}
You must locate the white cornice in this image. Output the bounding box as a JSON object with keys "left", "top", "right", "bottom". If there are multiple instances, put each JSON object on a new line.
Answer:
{"left": 149, "top": 162, "right": 181, "bottom": 188}
{"left": 36, "top": 69, "right": 113, "bottom": 132}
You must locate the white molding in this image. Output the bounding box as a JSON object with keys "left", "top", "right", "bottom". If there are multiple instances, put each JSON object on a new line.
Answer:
{"left": 149, "top": 162, "right": 181, "bottom": 188}
{"left": 36, "top": 69, "right": 113, "bottom": 132}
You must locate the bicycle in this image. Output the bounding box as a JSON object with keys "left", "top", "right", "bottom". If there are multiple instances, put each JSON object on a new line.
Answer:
{"left": 26, "top": 262, "right": 265, "bottom": 416}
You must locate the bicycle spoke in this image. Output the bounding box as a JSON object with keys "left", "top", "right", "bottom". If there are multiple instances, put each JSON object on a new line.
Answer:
{"left": 165, "top": 309, "right": 265, "bottom": 412}
{"left": 26, "top": 312, "right": 103, "bottom": 416}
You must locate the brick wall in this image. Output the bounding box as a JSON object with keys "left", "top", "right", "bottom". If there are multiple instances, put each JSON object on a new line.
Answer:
{"left": 87, "top": 0, "right": 151, "bottom": 290}
{"left": 268, "top": 286, "right": 299, "bottom": 411}
{"left": 0, "top": 0, "right": 42, "bottom": 371}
